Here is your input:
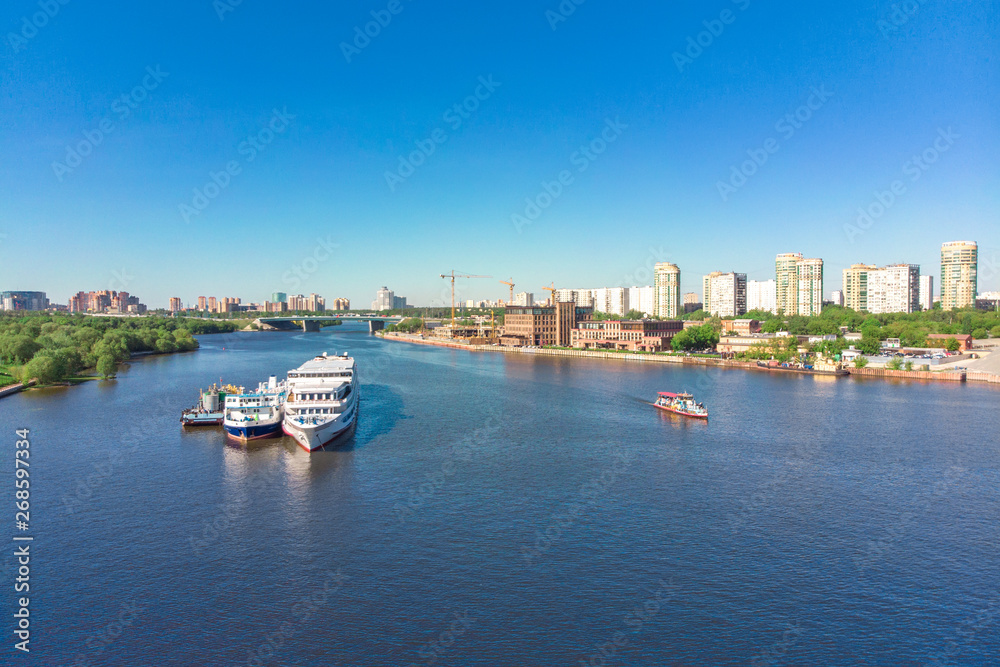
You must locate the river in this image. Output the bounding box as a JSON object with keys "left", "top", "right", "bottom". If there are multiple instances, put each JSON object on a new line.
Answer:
{"left": 5, "top": 322, "right": 999, "bottom": 665}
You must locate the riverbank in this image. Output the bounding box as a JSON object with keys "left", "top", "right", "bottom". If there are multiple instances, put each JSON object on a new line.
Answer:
{"left": 0, "top": 348, "right": 199, "bottom": 400}
{"left": 379, "top": 333, "right": 1000, "bottom": 385}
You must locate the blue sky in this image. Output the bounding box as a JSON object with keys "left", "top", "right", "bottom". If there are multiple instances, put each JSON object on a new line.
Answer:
{"left": 2, "top": 1, "right": 997, "bottom": 308}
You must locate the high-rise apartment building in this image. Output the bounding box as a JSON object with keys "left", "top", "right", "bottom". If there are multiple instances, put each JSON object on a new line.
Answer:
{"left": 629, "top": 286, "right": 655, "bottom": 317}
{"left": 702, "top": 272, "right": 747, "bottom": 318}
{"left": 513, "top": 292, "right": 534, "bottom": 307}
{"left": 842, "top": 264, "right": 878, "bottom": 312}
{"left": 775, "top": 253, "right": 802, "bottom": 315}
{"left": 330, "top": 298, "right": 351, "bottom": 311}
{"left": 940, "top": 241, "right": 978, "bottom": 310}
{"left": 653, "top": 263, "right": 681, "bottom": 319}
{"left": 830, "top": 291, "right": 844, "bottom": 307}
{"left": 796, "top": 258, "right": 824, "bottom": 316}
{"left": 867, "top": 264, "right": 920, "bottom": 314}
{"left": 919, "top": 275, "right": 934, "bottom": 311}
{"left": 590, "top": 287, "right": 629, "bottom": 317}
{"left": 197, "top": 296, "right": 207, "bottom": 311}
{"left": 302, "top": 293, "right": 325, "bottom": 311}
{"left": 207, "top": 297, "right": 217, "bottom": 312}
{"left": 169, "top": 297, "right": 182, "bottom": 313}
{"left": 746, "top": 279, "right": 776, "bottom": 314}
{"left": 271, "top": 292, "right": 287, "bottom": 304}
{"left": 0, "top": 291, "right": 48, "bottom": 311}
{"left": 372, "top": 287, "right": 394, "bottom": 311}
{"left": 68, "top": 290, "right": 144, "bottom": 314}
{"left": 776, "top": 253, "right": 823, "bottom": 316}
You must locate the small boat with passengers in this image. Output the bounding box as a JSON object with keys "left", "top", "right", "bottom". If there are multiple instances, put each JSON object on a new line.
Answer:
{"left": 653, "top": 392, "right": 709, "bottom": 420}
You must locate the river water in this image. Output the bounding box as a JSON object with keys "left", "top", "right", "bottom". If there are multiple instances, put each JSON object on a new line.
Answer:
{"left": 5, "top": 322, "right": 999, "bottom": 665}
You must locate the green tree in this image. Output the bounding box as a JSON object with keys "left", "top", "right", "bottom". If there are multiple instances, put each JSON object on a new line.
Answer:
{"left": 854, "top": 356, "right": 869, "bottom": 369}
{"left": 155, "top": 337, "right": 178, "bottom": 354}
{"left": 886, "top": 357, "right": 903, "bottom": 370}
{"left": 972, "top": 328, "right": 987, "bottom": 340}
{"left": 96, "top": 354, "right": 118, "bottom": 379}
{"left": 945, "top": 337, "right": 960, "bottom": 352}
{"left": 992, "top": 325, "right": 1000, "bottom": 338}
{"left": 20, "top": 351, "right": 68, "bottom": 384}
{"left": 857, "top": 334, "right": 882, "bottom": 356}
{"left": 761, "top": 319, "right": 784, "bottom": 334}
{"left": 904, "top": 361, "right": 914, "bottom": 371}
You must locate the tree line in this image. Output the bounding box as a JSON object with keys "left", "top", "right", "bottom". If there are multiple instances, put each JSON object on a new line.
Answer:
{"left": 0, "top": 313, "right": 238, "bottom": 385}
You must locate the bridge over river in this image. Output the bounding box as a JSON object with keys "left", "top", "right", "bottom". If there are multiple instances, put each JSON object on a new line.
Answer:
{"left": 253, "top": 315, "right": 404, "bottom": 332}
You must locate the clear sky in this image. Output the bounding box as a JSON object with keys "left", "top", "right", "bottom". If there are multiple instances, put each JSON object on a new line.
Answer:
{"left": 2, "top": 1, "right": 997, "bottom": 308}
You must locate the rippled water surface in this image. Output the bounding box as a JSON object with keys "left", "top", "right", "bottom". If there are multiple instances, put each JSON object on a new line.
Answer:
{"left": 5, "top": 323, "right": 999, "bottom": 665}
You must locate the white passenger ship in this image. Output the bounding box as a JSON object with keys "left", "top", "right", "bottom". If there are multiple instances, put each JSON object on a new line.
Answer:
{"left": 282, "top": 353, "right": 358, "bottom": 451}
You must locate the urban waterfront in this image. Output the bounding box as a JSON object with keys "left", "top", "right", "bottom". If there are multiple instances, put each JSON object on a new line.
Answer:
{"left": 6, "top": 322, "right": 999, "bottom": 665}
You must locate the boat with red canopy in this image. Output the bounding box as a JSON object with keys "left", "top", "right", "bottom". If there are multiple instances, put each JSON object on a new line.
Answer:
{"left": 653, "top": 392, "right": 709, "bottom": 419}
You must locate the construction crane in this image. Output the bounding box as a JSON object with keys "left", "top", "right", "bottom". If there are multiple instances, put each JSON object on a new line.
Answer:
{"left": 499, "top": 278, "right": 515, "bottom": 305}
{"left": 440, "top": 271, "right": 492, "bottom": 326}
{"left": 542, "top": 283, "right": 556, "bottom": 305}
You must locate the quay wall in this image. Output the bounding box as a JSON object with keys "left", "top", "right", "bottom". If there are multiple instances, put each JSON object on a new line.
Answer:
{"left": 381, "top": 334, "right": 1000, "bottom": 386}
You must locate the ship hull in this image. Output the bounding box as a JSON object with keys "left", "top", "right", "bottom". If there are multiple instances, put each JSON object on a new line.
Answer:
{"left": 654, "top": 403, "right": 709, "bottom": 419}
{"left": 224, "top": 420, "right": 283, "bottom": 441}
{"left": 282, "top": 402, "right": 357, "bottom": 452}
{"left": 181, "top": 412, "right": 225, "bottom": 426}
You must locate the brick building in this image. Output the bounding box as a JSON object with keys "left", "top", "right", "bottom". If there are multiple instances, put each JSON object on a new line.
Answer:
{"left": 571, "top": 319, "right": 684, "bottom": 352}
{"left": 501, "top": 303, "right": 593, "bottom": 347}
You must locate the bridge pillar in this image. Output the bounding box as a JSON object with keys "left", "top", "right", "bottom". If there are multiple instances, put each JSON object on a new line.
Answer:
{"left": 302, "top": 320, "right": 321, "bottom": 332}
{"left": 369, "top": 320, "right": 385, "bottom": 333}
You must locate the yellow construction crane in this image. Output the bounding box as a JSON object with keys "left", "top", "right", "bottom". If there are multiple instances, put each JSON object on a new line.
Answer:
{"left": 440, "top": 271, "right": 492, "bottom": 325}
{"left": 542, "top": 283, "right": 556, "bottom": 305}
{"left": 499, "top": 278, "right": 515, "bottom": 305}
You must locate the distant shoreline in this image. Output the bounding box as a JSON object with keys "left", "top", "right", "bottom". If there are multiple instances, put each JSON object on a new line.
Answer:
{"left": 378, "top": 333, "right": 1000, "bottom": 386}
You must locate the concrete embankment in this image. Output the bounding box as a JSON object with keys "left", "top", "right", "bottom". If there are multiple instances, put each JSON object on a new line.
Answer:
{"left": 380, "top": 334, "right": 1000, "bottom": 386}
{"left": 0, "top": 380, "right": 36, "bottom": 399}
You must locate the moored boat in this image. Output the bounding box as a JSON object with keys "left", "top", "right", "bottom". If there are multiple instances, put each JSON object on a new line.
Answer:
{"left": 282, "top": 352, "right": 358, "bottom": 452}
{"left": 223, "top": 376, "right": 287, "bottom": 441}
{"left": 653, "top": 392, "right": 709, "bottom": 419}
{"left": 180, "top": 383, "right": 230, "bottom": 426}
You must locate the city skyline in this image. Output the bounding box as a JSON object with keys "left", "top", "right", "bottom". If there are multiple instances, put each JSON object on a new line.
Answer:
{"left": 6, "top": 237, "right": 991, "bottom": 314}
{"left": 2, "top": 3, "right": 996, "bottom": 306}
